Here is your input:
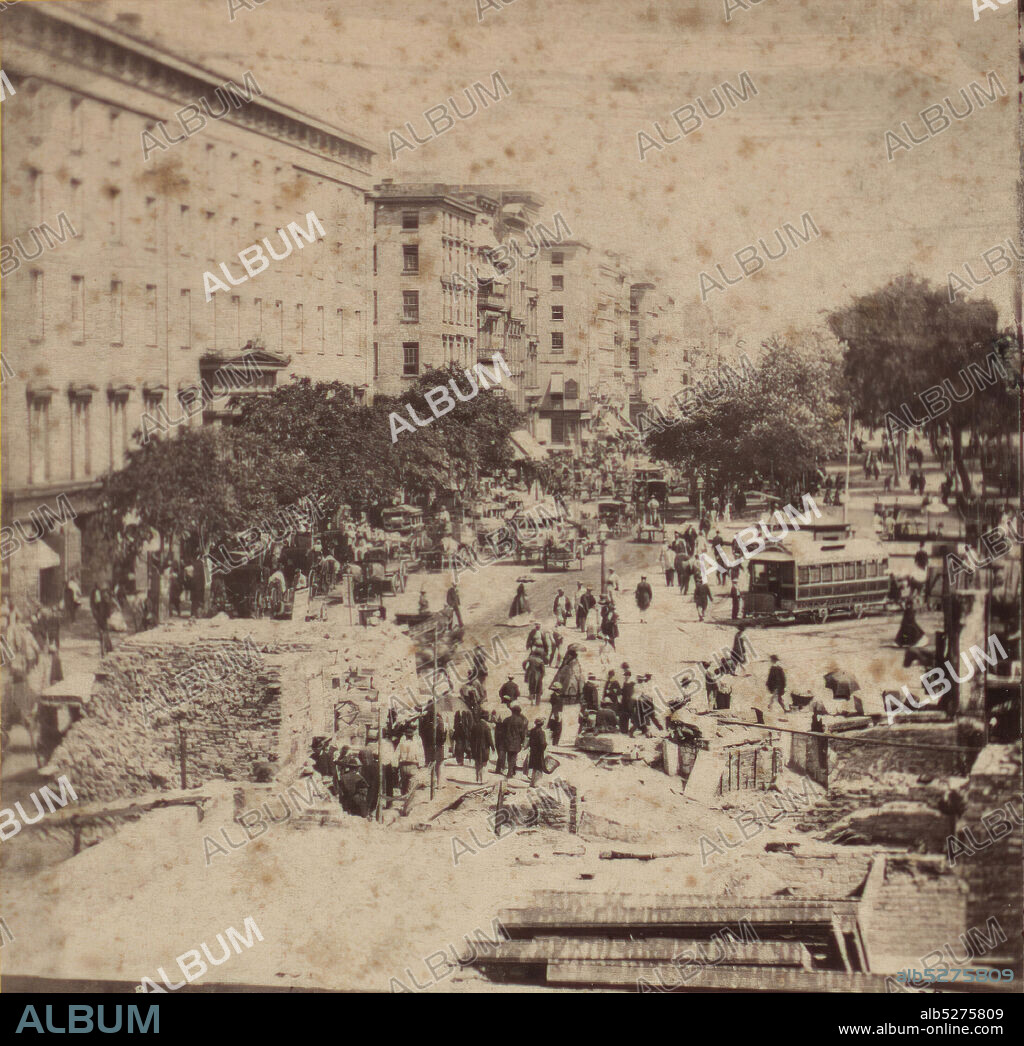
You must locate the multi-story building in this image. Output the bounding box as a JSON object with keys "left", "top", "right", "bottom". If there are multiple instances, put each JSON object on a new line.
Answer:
{"left": 371, "top": 181, "right": 479, "bottom": 397}
{"left": 1, "top": 4, "right": 374, "bottom": 603}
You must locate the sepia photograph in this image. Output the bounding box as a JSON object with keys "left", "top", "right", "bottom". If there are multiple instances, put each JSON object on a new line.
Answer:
{"left": 0, "top": 0, "right": 1021, "bottom": 1022}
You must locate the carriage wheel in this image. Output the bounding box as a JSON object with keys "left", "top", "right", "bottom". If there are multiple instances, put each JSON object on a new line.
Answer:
{"left": 816, "top": 607, "right": 829, "bottom": 624}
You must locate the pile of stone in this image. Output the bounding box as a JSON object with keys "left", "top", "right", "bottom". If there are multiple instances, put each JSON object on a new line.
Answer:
{"left": 48, "top": 615, "right": 421, "bottom": 805}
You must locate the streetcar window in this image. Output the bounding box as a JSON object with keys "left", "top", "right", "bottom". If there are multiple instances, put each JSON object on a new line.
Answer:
{"left": 808, "top": 566, "right": 821, "bottom": 584}
{"left": 821, "top": 565, "right": 833, "bottom": 582}
{"left": 856, "top": 562, "right": 866, "bottom": 579}
{"left": 798, "top": 567, "right": 809, "bottom": 585}
{"left": 868, "top": 561, "right": 878, "bottom": 577}
{"left": 846, "top": 563, "right": 856, "bottom": 580}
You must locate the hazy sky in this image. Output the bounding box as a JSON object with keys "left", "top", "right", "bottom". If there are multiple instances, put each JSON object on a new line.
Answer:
{"left": 77, "top": 0, "right": 1019, "bottom": 342}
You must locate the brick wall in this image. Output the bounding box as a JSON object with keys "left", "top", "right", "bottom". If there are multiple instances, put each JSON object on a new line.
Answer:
{"left": 954, "top": 744, "right": 1023, "bottom": 969}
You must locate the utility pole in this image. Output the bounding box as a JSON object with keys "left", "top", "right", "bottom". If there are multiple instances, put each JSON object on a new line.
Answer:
{"left": 430, "top": 628, "right": 438, "bottom": 800}
{"left": 843, "top": 406, "right": 853, "bottom": 525}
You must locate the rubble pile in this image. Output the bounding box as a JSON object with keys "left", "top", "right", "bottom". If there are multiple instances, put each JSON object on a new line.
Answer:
{"left": 47, "top": 615, "right": 422, "bottom": 804}
{"left": 48, "top": 637, "right": 287, "bottom": 802}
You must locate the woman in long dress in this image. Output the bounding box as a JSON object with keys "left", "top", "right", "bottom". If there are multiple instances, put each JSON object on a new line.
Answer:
{"left": 584, "top": 600, "right": 600, "bottom": 640}
{"left": 509, "top": 582, "right": 529, "bottom": 618}
{"left": 599, "top": 600, "right": 619, "bottom": 651}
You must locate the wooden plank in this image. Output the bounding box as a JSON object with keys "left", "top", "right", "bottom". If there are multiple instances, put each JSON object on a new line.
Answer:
{"left": 547, "top": 963, "right": 897, "bottom": 993}
{"left": 521, "top": 892, "right": 846, "bottom": 909}
{"left": 472, "top": 938, "right": 809, "bottom": 967}
{"left": 497, "top": 904, "right": 838, "bottom": 930}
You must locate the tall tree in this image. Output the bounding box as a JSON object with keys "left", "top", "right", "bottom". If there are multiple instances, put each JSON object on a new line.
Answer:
{"left": 828, "top": 276, "right": 1012, "bottom": 495}
{"left": 645, "top": 337, "right": 845, "bottom": 492}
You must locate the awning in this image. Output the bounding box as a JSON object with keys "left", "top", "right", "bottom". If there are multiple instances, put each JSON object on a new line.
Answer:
{"left": 509, "top": 429, "right": 548, "bottom": 461}
{"left": 549, "top": 373, "right": 564, "bottom": 395}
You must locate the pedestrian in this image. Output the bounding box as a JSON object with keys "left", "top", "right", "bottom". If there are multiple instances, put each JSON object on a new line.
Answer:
{"left": 620, "top": 668, "right": 637, "bottom": 735}
{"left": 552, "top": 588, "right": 571, "bottom": 627}
{"left": 446, "top": 581, "right": 464, "bottom": 629}
{"left": 895, "top": 600, "right": 925, "bottom": 647}
{"left": 547, "top": 683, "right": 564, "bottom": 746}
{"left": 605, "top": 568, "right": 620, "bottom": 596}
{"left": 729, "top": 625, "right": 755, "bottom": 673}
{"left": 693, "top": 578, "right": 713, "bottom": 622}
{"left": 634, "top": 576, "right": 653, "bottom": 624}
{"left": 574, "top": 582, "right": 587, "bottom": 631}
{"left": 551, "top": 645, "right": 583, "bottom": 703}
{"left": 504, "top": 705, "right": 529, "bottom": 778}
{"left": 766, "top": 654, "right": 787, "bottom": 716}
{"left": 730, "top": 580, "right": 742, "bottom": 621}
{"left": 913, "top": 542, "right": 929, "bottom": 571}
{"left": 528, "top": 718, "right": 548, "bottom": 786}
{"left": 452, "top": 707, "right": 473, "bottom": 766}
{"left": 470, "top": 713, "right": 494, "bottom": 783}
{"left": 582, "top": 673, "right": 600, "bottom": 711}
{"left": 397, "top": 728, "right": 419, "bottom": 795}
{"left": 526, "top": 620, "right": 543, "bottom": 654}
{"left": 494, "top": 700, "right": 512, "bottom": 774}
{"left": 64, "top": 575, "right": 82, "bottom": 625}
{"left": 599, "top": 598, "right": 619, "bottom": 651}
{"left": 523, "top": 650, "right": 546, "bottom": 701}
{"left": 603, "top": 669, "right": 621, "bottom": 709}
{"left": 674, "top": 549, "right": 688, "bottom": 591}
{"left": 418, "top": 700, "right": 438, "bottom": 766}
{"left": 577, "top": 586, "right": 596, "bottom": 633}
{"left": 418, "top": 588, "right": 429, "bottom": 614}
{"left": 635, "top": 675, "right": 663, "bottom": 735}
{"left": 584, "top": 597, "right": 601, "bottom": 640}
{"left": 498, "top": 674, "right": 521, "bottom": 704}
{"left": 659, "top": 543, "right": 675, "bottom": 587}
{"left": 510, "top": 581, "right": 530, "bottom": 618}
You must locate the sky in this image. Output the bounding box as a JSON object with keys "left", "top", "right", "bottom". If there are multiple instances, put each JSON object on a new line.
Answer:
{"left": 73, "top": 0, "right": 1020, "bottom": 344}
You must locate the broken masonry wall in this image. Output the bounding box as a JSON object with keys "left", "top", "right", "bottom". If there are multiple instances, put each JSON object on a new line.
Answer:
{"left": 47, "top": 636, "right": 292, "bottom": 803}
{"left": 953, "top": 744, "right": 1023, "bottom": 969}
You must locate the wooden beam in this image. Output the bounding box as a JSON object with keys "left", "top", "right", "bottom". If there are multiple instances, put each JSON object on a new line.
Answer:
{"left": 473, "top": 937, "right": 810, "bottom": 967}
{"left": 547, "top": 962, "right": 897, "bottom": 992}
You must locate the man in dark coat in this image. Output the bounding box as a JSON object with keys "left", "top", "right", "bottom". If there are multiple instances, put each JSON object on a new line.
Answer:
{"left": 582, "top": 673, "right": 600, "bottom": 711}
{"left": 469, "top": 713, "right": 494, "bottom": 783}
{"left": 675, "top": 550, "right": 690, "bottom": 593}
{"left": 498, "top": 674, "right": 521, "bottom": 704}
{"left": 634, "top": 576, "right": 653, "bottom": 623}
{"left": 766, "top": 655, "right": 787, "bottom": 715}
{"left": 527, "top": 717, "right": 548, "bottom": 786}
{"left": 504, "top": 705, "right": 529, "bottom": 778}
{"left": 635, "top": 675, "right": 664, "bottom": 735}
{"left": 446, "top": 582, "right": 464, "bottom": 629}
{"left": 693, "top": 579, "right": 713, "bottom": 622}
{"left": 523, "top": 651, "right": 546, "bottom": 700}
{"left": 577, "top": 586, "right": 596, "bottom": 631}
{"left": 547, "top": 682, "right": 564, "bottom": 746}
{"left": 603, "top": 669, "right": 621, "bottom": 709}
{"left": 619, "top": 669, "right": 636, "bottom": 734}
{"left": 452, "top": 708, "right": 473, "bottom": 766}
{"left": 729, "top": 581, "right": 742, "bottom": 621}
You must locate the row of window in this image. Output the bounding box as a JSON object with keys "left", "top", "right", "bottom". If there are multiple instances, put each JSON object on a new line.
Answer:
{"left": 26, "top": 388, "right": 172, "bottom": 485}
{"left": 797, "top": 561, "right": 888, "bottom": 584}
{"left": 19, "top": 170, "right": 342, "bottom": 266}
{"left": 23, "top": 273, "right": 348, "bottom": 354}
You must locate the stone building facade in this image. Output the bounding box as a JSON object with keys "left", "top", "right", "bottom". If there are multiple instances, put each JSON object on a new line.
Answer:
{"left": 1, "top": 4, "right": 374, "bottom": 602}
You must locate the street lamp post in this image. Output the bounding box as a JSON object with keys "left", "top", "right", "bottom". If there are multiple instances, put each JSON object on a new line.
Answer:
{"left": 696, "top": 475, "right": 705, "bottom": 521}
{"left": 598, "top": 521, "right": 609, "bottom": 595}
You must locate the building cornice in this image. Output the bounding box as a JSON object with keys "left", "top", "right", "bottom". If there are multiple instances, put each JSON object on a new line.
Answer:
{"left": 4, "top": 3, "right": 375, "bottom": 172}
